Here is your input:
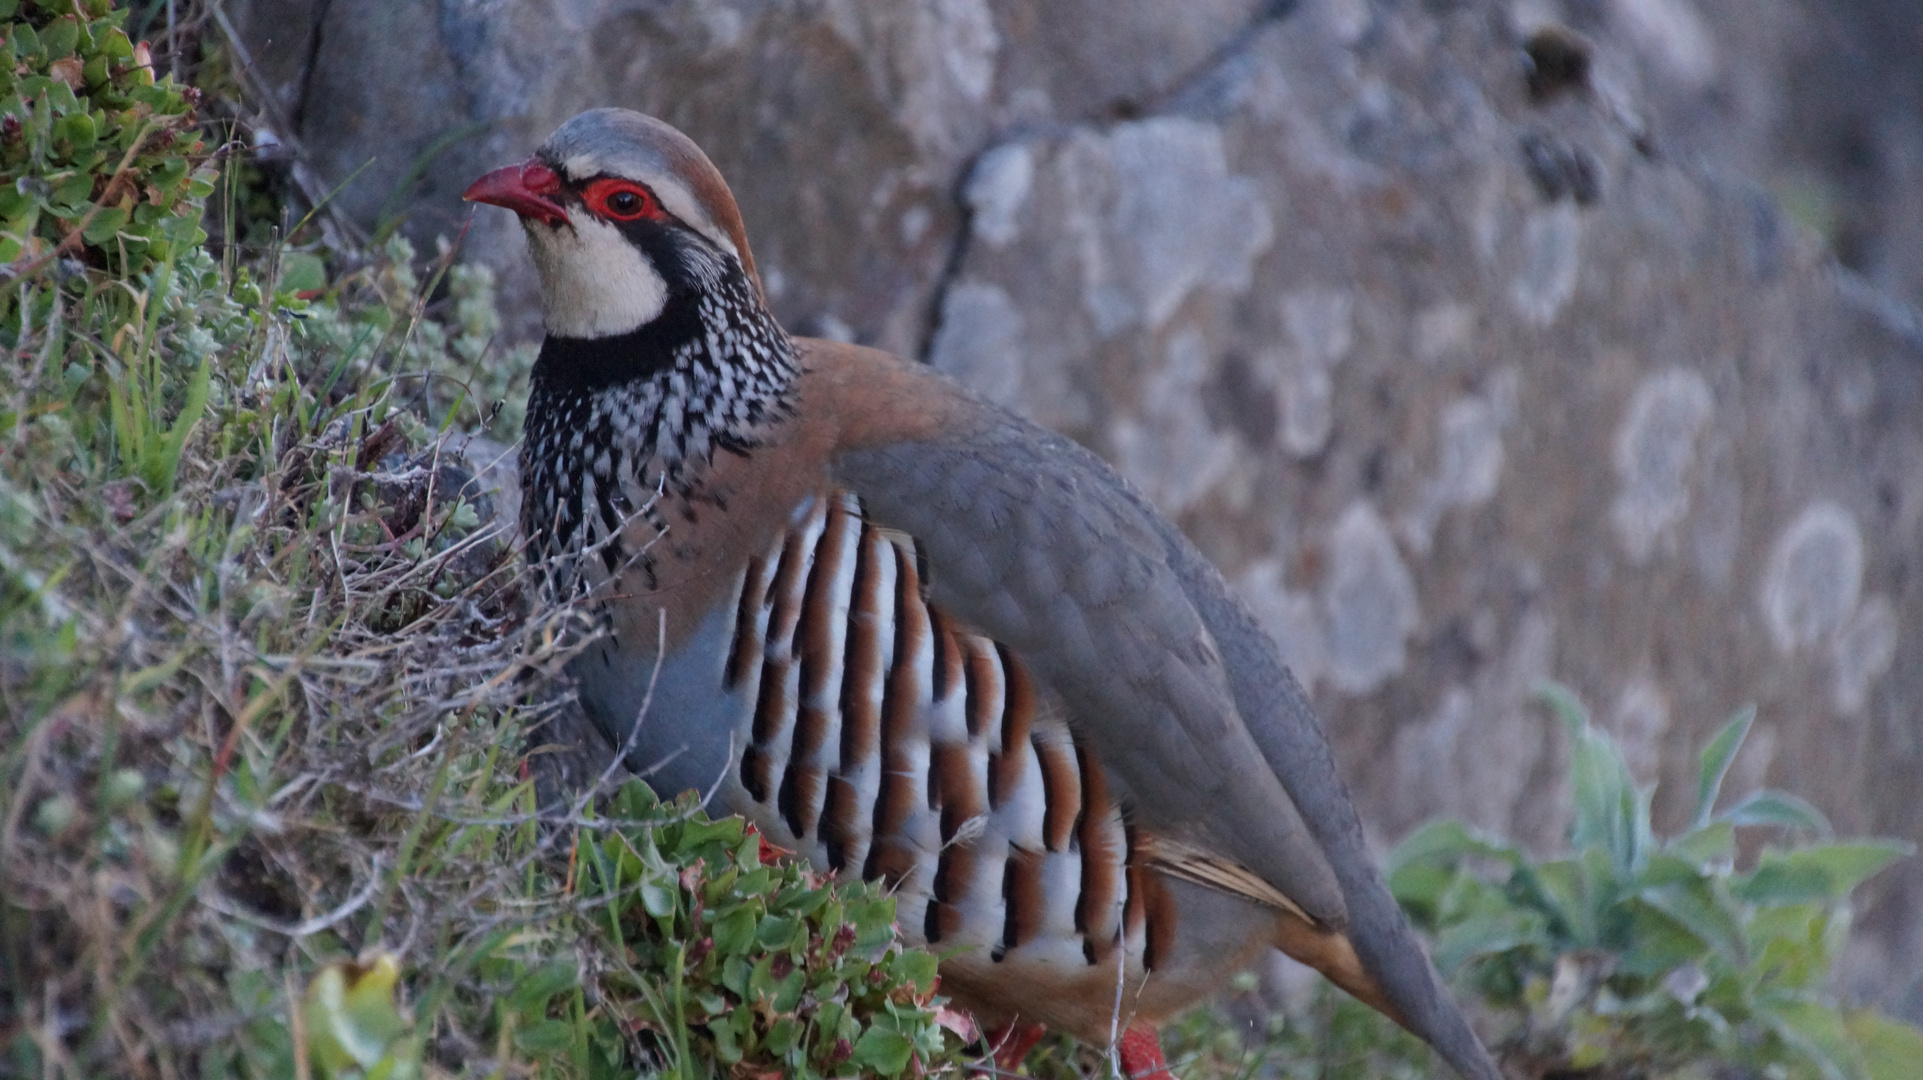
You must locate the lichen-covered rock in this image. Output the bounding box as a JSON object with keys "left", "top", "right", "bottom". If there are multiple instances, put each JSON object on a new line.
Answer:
{"left": 232, "top": 0, "right": 1923, "bottom": 1021}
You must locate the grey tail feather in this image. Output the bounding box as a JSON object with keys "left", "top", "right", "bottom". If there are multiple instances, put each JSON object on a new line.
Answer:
{"left": 1242, "top": 661, "right": 1503, "bottom": 1079}
{"left": 1340, "top": 852, "right": 1504, "bottom": 1080}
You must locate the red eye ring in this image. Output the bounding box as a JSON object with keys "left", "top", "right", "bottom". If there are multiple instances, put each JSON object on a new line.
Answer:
{"left": 583, "top": 178, "right": 664, "bottom": 222}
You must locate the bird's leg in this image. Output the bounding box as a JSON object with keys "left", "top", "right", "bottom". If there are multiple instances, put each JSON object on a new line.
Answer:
{"left": 982, "top": 1016, "right": 1048, "bottom": 1075}
{"left": 1117, "top": 1024, "right": 1170, "bottom": 1078}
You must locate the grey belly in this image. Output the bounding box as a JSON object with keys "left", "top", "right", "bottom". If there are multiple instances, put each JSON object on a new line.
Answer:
{"left": 567, "top": 601, "right": 747, "bottom": 804}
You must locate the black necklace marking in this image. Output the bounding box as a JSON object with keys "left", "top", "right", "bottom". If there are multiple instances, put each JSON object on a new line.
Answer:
{"left": 520, "top": 235, "right": 796, "bottom": 603}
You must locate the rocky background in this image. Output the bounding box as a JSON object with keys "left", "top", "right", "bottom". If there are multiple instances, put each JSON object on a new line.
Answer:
{"left": 228, "top": 0, "right": 1923, "bottom": 1021}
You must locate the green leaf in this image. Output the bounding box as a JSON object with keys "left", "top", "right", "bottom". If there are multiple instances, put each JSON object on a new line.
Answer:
{"left": 719, "top": 954, "right": 751, "bottom": 997}
{"left": 1389, "top": 862, "right": 1455, "bottom": 917}
{"left": 1805, "top": 842, "right": 1914, "bottom": 892}
{"left": 1616, "top": 898, "right": 1716, "bottom": 977}
{"left": 1738, "top": 857, "right": 1834, "bottom": 906}
{"left": 52, "top": 171, "right": 93, "bottom": 206}
{"left": 1388, "top": 819, "right": 1524, "bottom": 875}
{"left": 512, "top": 1018, "right": 576, "bottom": 1056}
{"left": 1666, "top": 821, "right": 1736, "bottom": 866}
{"left": 1747, "top": 902, "right": 1829, "bottom": 979}
{"left": 1570, "top": 725, "right": 1644, "bottom": 873}
{"left": 1736, "top": 843, "right": 1912, "bottom": 906}
{"left": 279, "top": 251, "right": 327, "bottom": 295}
{"left": 97, "top": 24, "right": 132, "bottom": 60}
{"left": 713, "top": 905, "right": 757, "bottom": 956}
{"left": 1756, "top": 998, "right": 1867, "bottom": 1080}
{"left": 709, "top": 1014, "right": 743, "bottom": 1063}
{"left": 765, "top": 1016, "right": 801, "bottom": 1056}
{"left": 754, "top": 914, "right": 799, "bottom": 950}
{"left": 1541, "top": 684, "right": 1653, "bottom": 875}
{"left": 850, "top": 1027, "right": 914, "bottom": 1075}
{"left": 507, "top": 961, "right": 577, "bottom": 1018}
{"left": 771, "top": 964, "right": 806, "bottom": 1012}
{"left": 301, "top": 954, "right": 417, "bottom": 1079}
{"left": 848, "top": 896, "right": 898, "bottom": 950}
{"left": 1431, "top": 901, "right": 1548, "bottom": 974}
{"left": 41, "top": 16, "right": 79, "bottom": 59}
{"left": 639, "top": 872, "right": 677, "bottom": 919}
{"left": 1539, "top": 680, "right": 1591, "bottom": 739}
{"left": 0, "top": 183, "right": 32, "bottom": 220}
{"left": 1638, "top": 850, "right": 1713, "bottom": 888}
{"left": 1724, "top": 791, "right": 1833, "bottom": 834}
{"left": 57, "top": 110, "right": 96, "bottom": 149}
{"left": 891, "top": 950, "right": 939, "bottom": 995}
{"left": 674, "top": 815, "right": 745, "bottom": 855}
{"left": 612, "top": 778, "right": 659, "bottom": 817}
{"left": 43, "top": 78, "right": 79, "bottom": 116}
{"left": 144, "top": 352, "right": 212, "bottom": 496}
{"left": 1845, "top": 1010, "right": 1923, "bottom": 1080}
{"left": 734, "top": 865, "right": 775, "bottom": 898}
{"left": 1635, "top": 878, "right": 1745, "bottom": 964}
{"left": 81, "top": 203, "right": 126, "bottom": 243}
{"left": 1530, "top": 858, "right": 1596, "bottom": 945}
{"left": 772, "top": 884, "right": 831, "bottom": 918}
{"left": 747, "top": 954, "right": 777, "bottom": 1000}
{"left": 1692, "top": 705, "right": 1754, "bottom": 829}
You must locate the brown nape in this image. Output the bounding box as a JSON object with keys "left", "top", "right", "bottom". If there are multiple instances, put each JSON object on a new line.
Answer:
{"left": 662, "top": 133, "right": 763, "bottom": 301}
{"left": 692, "top": 168, "right": 763, "bottom": 301}
{"left": 1274, "top": 915, "right": 1408, "bottom": 1029}
{"left": 792, "top": 337, "right": 988, "bottom": 450}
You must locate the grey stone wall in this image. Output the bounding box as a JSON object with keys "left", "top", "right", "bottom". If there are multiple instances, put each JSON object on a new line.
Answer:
{"left": 230, "top": 0, "right": 1923, "bottom": 1020}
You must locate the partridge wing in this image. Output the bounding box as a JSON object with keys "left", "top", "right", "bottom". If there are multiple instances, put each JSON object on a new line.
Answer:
{"left": 832, "top": 397, "right": 1348, "bottom": 929}
{"left": 825, "top": 348, "right": 1499, "bottom": 1080}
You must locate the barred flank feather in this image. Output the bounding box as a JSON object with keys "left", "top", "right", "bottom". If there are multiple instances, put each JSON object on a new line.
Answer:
{"left": 722, "top": 492, "right": 1194, "bottom": 969}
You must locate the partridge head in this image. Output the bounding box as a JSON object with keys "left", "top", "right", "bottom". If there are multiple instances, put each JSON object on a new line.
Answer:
{"left": 466, "top": 108, "right": 1502, "bottom": 1080}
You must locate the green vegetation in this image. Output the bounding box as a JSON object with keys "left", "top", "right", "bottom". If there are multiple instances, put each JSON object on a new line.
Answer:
{"left": 2, "top": 4, "right": 1916, "bottom": 1079}
{"left": 1388, "top": 688, "right": 1919, "bottom": 1080}
{"left": 1114, "top": 691, "right": 1922, "bottom": 1080}
{"left": 569, "top": 784, "right": 955, "bottom": 1079}
{"left": 201, "top": 784, "right": 963, "bottom": 1080}
{"left": 0, "top": 0, "right": 210, "bottom": 273}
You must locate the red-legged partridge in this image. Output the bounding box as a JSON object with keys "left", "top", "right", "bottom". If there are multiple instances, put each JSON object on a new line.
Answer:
{"left": 466, "top": 108, "right": 1501, "bottom": 1080}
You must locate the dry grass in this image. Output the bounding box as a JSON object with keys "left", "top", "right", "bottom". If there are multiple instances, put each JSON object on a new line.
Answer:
{"left": 0, "top": 218, "right": 615, "bottom": 1075}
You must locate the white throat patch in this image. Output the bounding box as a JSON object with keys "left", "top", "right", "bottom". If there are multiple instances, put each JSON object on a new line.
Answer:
{"left": 525, "top": 214, "right": 666, "bottom": 338}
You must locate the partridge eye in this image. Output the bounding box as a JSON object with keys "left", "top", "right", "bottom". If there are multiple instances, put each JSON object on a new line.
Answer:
{"left": 586, "top": 178, "right": 659, "bottom": 222}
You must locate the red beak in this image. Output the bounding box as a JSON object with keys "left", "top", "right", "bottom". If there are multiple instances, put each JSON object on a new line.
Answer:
{"left": 463, "top": 158, "right": 568, "bottom": 227}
